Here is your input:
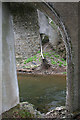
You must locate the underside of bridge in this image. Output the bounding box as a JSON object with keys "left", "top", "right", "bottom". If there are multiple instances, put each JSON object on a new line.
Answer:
{"left": 1, "top": 1, "right": 80, "bottom": 116}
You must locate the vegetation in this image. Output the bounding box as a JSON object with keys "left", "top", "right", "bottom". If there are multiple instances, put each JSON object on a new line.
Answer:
{"left": 63, "top": 72, "right": 67, "bottom": 74}
{"left": 23, "top": 49, "right": 67, "bottom": 69}
{"left": 2, "top": 104, "right": 35, "bottom": 118}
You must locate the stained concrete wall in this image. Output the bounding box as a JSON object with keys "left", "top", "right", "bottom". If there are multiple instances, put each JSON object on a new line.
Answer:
{"left": 2, "top": 3, "right": 19, "bottom": 114}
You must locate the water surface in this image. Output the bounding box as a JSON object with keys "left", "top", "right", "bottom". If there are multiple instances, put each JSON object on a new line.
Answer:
{"left": 17, "top": 73, "right": 66, "bottom": 113}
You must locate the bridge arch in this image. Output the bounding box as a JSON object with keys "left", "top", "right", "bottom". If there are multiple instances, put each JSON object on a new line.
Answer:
{"left": 33, "top": 2, "right": 74, "bottom": 113}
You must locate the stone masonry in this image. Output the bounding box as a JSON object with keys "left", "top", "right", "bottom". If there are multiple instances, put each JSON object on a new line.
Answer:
{"left": 10, "top": 3, "right": 40, "bottom": 58}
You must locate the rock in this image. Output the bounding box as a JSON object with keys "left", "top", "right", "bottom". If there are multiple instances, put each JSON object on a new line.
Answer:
{"left": 20, "top": 102, "right": 45, "bottom": 118}
{"left": 45, "top": 106, "right": 68, "bottom": 119}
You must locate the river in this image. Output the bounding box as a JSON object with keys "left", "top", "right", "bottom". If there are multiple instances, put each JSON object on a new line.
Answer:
{"left": 17, "top": 73, "right": 66, "bottom": 113}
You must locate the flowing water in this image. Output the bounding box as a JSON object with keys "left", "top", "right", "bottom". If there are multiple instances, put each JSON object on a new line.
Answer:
{"left": 17, "top": 73, "right": 66, "bottom": 113}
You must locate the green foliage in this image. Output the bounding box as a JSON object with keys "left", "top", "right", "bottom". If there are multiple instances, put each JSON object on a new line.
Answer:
{"left": 51, "top": 60, "right": 57, "bottom": 65}
{"left": 61, "top": 58, "right": 65, "bottom": 61}
{"left": 51, "top": 21, "right": 54, "bottom": 24}
{"left": 48, "top": 53, "right": 51, "bottom": 57}
{"left": 57, "top": 61, "right": 60, "bottom": 63}
{"left": 43, "top": 52, "right": 51, "bottom": 57}
{"left": 59, "top": 61, "right": 63, "bottom": 64}
{"left": 23, "top": 66, "right": 31, "bottom": 69}
{"left": 50, "top": 20, "right": 58, "bottom": 29}
{"left": 23, "top": 48, "right": 66, "bottom": 70}
{"left": 63, "top": 72, "right": 67, "bottom": 74}
{"left": 33, "top": 55, "right": 37, "bottom": 59}
{"left": 64, "top": 63, "right": 67, "bottom": 66}
{"left": 27, "top": 57, "right": 33, "bottom": 63}
{"left": 13, "top": 109, "right": 33, "bottom": 118}
{"left": 59, "top": 64, "right": 62, "bottom": 67}
{"left": 37, "top": 50, "right": 40, "bottom": 53}
{"left": 24, "top": 55, "right": 38, "bottom": 64}
{"left": 51, "top": 52, "right": 55, "bottom": 55}
{"left": 50, "top": 57, "right": 54, "bottom": 59}
{"left": 39, "top": 57, "right": 41, "bottom": 62}
{"left": 24, "top": 57, "right": 33, "bottom": 64}
{"left": 24, "top": 61, "right": 26, "bottom": 64}
{"left": 34, "top": 58, "right": 36, "bottom": 61}
{"left": 43, "top": 53, "right": 46, "bottom": 57}
{"left": 54, "top": 55, "right": 59, "bottom": 58}
{"left": 34, "top": 65, "right": 38, "bottom": 68}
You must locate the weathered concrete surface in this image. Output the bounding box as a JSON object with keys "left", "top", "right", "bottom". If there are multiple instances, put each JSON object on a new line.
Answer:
{"left": 37, "top": 10, "right": 59, "bottom": 48}
{"left": 52, "top": 3, "right": 79, "bottom": 113}
{"left": 2, "top": 3, "right": 19, "bottom": 114}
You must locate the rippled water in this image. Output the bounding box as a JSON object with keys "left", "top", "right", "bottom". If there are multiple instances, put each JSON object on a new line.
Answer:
{"left": 17, "top": 73, "right": 66, "bottom": 113}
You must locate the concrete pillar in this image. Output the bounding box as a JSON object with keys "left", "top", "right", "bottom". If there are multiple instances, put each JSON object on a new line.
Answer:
{"left": 2, "top": 3, "right": 19, "bottom": 114}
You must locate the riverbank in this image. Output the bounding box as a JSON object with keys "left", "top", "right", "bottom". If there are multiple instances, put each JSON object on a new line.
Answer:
{"left": 3, "top": 102, "right": 79, "bottom": 119}
{"left": 16, "top": 44, "right": 67, "bottom": 75}
{"left": 1, "top": 102, "right": 70, "bottom": 119}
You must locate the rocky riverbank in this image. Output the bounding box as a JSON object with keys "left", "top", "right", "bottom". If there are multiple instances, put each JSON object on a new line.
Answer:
{"left": 2, "top": 102, "right": 76, "bottom": 119}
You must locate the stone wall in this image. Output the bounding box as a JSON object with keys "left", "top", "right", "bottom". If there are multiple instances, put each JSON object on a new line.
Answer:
{"left": 10, "top": 3, "right": 40, "bottom": 58}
